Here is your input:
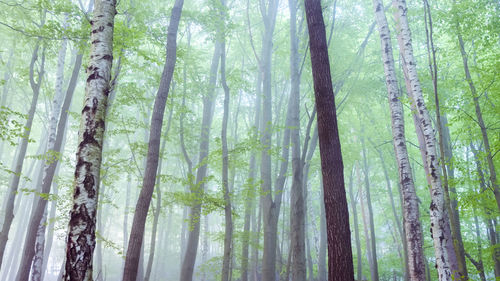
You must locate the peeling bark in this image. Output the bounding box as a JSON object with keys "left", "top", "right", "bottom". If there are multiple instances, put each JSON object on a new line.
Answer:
{"left": 62, "top": 0, "right": 116, "bottom": 279}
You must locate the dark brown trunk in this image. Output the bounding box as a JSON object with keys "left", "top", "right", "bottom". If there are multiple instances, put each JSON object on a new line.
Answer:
{"left": 304, "top": 1, "right": 354, "bottom": 280}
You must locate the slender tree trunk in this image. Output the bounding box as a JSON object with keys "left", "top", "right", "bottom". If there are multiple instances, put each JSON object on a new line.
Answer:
{"left": 258, "top": 1, "right": 279, "bottom": 281}
{"left": 393, "top": 0, "right": 458, "bottom": 279}
{"left": 0, "top": 40, "right": 45, "bottom": 270}
{"left": 361, "top": 135, "right": 379, "bottom": 281}
{"left": 423, "top": 2, "right": 468, "bottom": 278}
{"left": 305, "top": 1, "right": 355, "bottom": 279}
{"left": 358, "top": 163, "right": 374, "bottom": 273}
{"left": 123, "top": 1, "right": 183, "bottom": 280}
{"left": 17, "top": 49, "right": 83, "bottom": 281}
{"left": 348, "top": 166, "right": 363, "bottom": 281}
{"left": 180, "top": 33, "right": 221, "bottom": 281}
{"left": 241, "top": 74, "right": 261, "bottom": 281}
{"left": 30, "top": 31, "right": 68, "bottom": 281}
{"left": 62, "top": 0, "right": 116, "bottom": 279}
{"left": 220, "top": 3, "right": 233, "bottom": 279}
{"left": 455, "top": 22, "right": 500, "bottom": 212}
{"left": 289, "top": 0, "right": 306, "bottom": 280}
{"left": 371, "top": 1, "right": 427, "bottom": 279}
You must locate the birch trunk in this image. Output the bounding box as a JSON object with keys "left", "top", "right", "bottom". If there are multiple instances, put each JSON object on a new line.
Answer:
{"left": 392, "top": 0, "right": 458, "bottom": 279}
{"left": 62, "top": 0, "right": 116, "bottom": 279}
{"left": 0, "top": 40, "right": 45, "bottom": 270}
{"left": 30, "top": 30, "right": 68, "bottom": 281}
{"left": 371, "top": 2, "right": 427, "bottom": 278}
{"left": 305, "top": 0, "right": 355, "bottom": 279}
{"left": 123, "top": 1, "right": 183, "bottom": 280}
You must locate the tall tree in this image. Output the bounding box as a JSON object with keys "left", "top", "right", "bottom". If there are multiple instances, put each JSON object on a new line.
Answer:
{"left": 122, "top": 0, "right": 184, "bottom": 280}
{"left": 62, "top": 0, "right": 117, "bottom": 279}
{"left": 393, "top": 0, "right": 459, "bottom": 279}
{"left": 257, "top": 0, "right": 280, "bottom": 280}
{"left": 304, "top": 0, "right": 355, "bottom": 280}
{"left": 220, "top": 0, "right": 233, "bottom": 280}
{"left": 371, "top": 0, "right": 426, "bottom": 279}
{"left": 289, "top": 0, "right": 306, "bottom": 280}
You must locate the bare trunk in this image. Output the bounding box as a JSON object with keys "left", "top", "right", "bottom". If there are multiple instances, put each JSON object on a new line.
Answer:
{"left": 305, "top": 0, "right": 355, "bottom": 279}
{"left": 348, "top": 167, "right": 363, "bottom": 281}
{"left": 62, "top": 0, "right": 116, "bottom": 279}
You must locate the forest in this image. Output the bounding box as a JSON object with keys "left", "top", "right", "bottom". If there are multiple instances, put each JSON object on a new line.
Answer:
{"left": 0, "top": 0, "right": 498, "bottom": 280}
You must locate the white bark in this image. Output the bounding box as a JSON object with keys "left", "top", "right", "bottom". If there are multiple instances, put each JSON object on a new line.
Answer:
{"left": 372, "top": 0, "right": 426, "bottom": 279}
{"left": 392, "top": 0, "right": 458, "bottom": 279}
{"left": 63, "top": 0, "right": 116, "bottom": 279}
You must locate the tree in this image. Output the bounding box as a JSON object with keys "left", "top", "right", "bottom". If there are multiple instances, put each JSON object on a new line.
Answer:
{"left": 304, "top": 0, "right": 355, "bottom": 280}
{"left": 122, "top": 0, "right": 184, "bottom": 280}
{"left": 371, "top": 0, "right": 426, "bottom": 279}
{"left": 392, "top": 0, "right": 459, "bottom": 279}
{"left": 62, "top": 0, "right": 117, "bottom": 279}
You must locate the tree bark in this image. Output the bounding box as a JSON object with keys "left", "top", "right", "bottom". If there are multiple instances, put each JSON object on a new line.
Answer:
{"left": 62, "top": 0, "right": 116, "bottom": 279}
{"left": 304, "top": 0, "right": 355, "bottom": 280}
{"left": 122, "top": 1, "right": 183, "bottom": 280}
{"left": 392, "top": 0, "right": 458, "bottom": 279}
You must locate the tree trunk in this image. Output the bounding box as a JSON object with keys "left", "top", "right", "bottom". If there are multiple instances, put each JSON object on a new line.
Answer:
{"left": 123, "top": 1, "right": 183, "bottom": 280}
{"left": 220, "top": 2, "right": 233, "bottom": 278}
{"left": 304, "top": 0, "right": 355, "bottom": 280}
{"left": 372, "top": 1, "right": 427, "bottom": 279}
{"left": 361, "top": 135, "right": 379, "bottom": 281}
{"left": 258, "top": 1, "right": 279, "bottom": 281}
{"left": 348, "top": 166, "right": 363, "bottom": 281}
{"left": 180, "top": 32, "right": 221, "bottom": 281}
{"left": 241, "top": 74, "right": 261, "bottom": 281}
{"left": 393, "top": 0, "right": 458, "bottom": 279}
{"left": 289, "top": 0, "right": 306, "bottom": 280}
{"left": 456, "top": 21, "right": 500, "bottom": 213}
{"left": 358, "top": 163, "right": 373, "bottom": 273}
{"left": 62, "top": 0, "right": 116, "bottom": 279}
{"left": 0, "top": 40, "right": 45, "bottom": 270}
{"left": 30, "top": 30, "right": 68, "bottom": 281}
{"left": 423, "top": 2, "right": 468, "bottom": 278}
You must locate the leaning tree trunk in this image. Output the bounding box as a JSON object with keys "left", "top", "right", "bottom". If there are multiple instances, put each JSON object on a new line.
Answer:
{"left": 371, "top": 1, "right": 427, "bottom": 279}
{"left": 122, "top": 1, "right": 183, "bottom": 280}
{"left": 62, "top": 0, "right": 116, "bottom": 279}
{"left": 0, "top": 40, "right": 45, "bottom": 270}
{"left": 304, "top": 0, "right": 355, "bottom": 280}
{"left": 289, "top": 0, "right": 306, "bottom": 280}
{"left": 393, "top": 0, "right": 458, "bottom": 279}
